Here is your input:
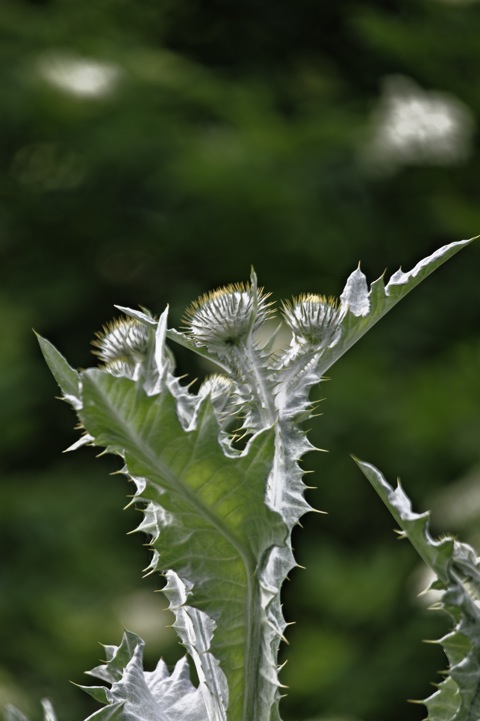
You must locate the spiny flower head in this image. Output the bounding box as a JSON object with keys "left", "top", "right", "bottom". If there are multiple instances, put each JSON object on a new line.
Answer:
{"left": 92, "top": 316, "right": 150, "bottom": 367}
{"left": 198, "top": 374, "right": 235, "bottom": 400}
{"left": 198, "top": 374, "right": 237, "bottom": 418}
{"left": 101, "top": 359, "right": 137, "bottom": 379}
{"left": 183, "top": 281, "right": 274, "bottom": 356}
{"left": 282, "top": 294, "right": 343, "bottom": 347}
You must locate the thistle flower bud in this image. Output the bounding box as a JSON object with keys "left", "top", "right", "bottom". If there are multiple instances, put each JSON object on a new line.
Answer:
{"left": 101, "top": 359, "right": 136, "bottom": 379}
{"left": 183, "top": 282, "right": 274, "bottom": 356}
{"left": 282, "top": 294, "right": 343, "bottom": 347}
{"left": 198, "top": 373, "right": 234, "bottom": 399}
{"left": 92, "top": 317, "right": 150, "bottom": 366}
{"left": 198, "top": 374, "right": 237, "bottom": 417}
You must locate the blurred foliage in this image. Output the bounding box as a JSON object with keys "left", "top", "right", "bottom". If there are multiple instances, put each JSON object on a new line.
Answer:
{"left": 1, "top": 0, "right": 480, "bottom": 720}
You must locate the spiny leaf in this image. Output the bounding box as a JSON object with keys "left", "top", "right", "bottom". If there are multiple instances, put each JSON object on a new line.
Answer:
{"left": 355, "top": 458, "right": 480, "bottom": 721}
{"left": 353, "top": 458, "right": 454, "bottom": 581}
{"left": 83, "top": 631, "right": 208, "bottom": 721}
{"left": 36, "top": 333, "right": 80, "bottom": 404}
{"left": 275, "top": 238, "right": 476, "bottom": 419}
{"left": 78, "top": 369, "right": 285, "bottom": 721}
{"left": 317, "top": 237, "right": 475, "bottom": 376}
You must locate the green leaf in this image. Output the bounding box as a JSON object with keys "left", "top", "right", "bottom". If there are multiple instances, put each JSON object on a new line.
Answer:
{"left": 355, "top": 457, "right": 480, "bottom": 721}
{"left": 79, "top": 369, "right": 285, "bottom": 721}
{"left": 353, "top": 458, "right": 454, "bottom": 581}
{"left": 275, "top": 239, "right": 476, "bottom": 419}
{"left": 318, "top": 237, "right": 476, "bottom": 375}
{"left": 85, "top": 702, "right": 125, "bottom": 721}
{"left": 82, "top": 631, "right": 208, "bottom": 721}
{"left": 36, "top": 333, "right": 80, "bottom": 404}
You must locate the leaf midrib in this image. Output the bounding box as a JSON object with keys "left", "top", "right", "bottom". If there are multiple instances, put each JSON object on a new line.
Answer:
{"left": 82, "top": 371, "right": 267, "bottom": 721}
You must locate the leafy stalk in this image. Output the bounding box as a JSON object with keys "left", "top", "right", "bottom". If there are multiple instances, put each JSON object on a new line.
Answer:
{"left": 28, "top": 237, "right": 474, "bottom": 721}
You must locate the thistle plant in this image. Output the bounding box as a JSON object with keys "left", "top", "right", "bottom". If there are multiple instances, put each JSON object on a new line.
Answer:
{"left": 16, "top": 237, "right": 479, "bottom": 721}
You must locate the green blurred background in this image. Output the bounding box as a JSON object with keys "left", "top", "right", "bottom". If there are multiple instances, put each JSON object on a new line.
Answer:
{"left": 1, "top": 1, "right": 480, "bottom": 720}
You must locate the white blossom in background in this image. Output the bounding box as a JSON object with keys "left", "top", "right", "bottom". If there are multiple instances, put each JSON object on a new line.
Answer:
{"left": 362, "top": 76, "right": 474, "bottom": 172}
{"left": 37, "top": 52, "right": 121, "bottom": 98}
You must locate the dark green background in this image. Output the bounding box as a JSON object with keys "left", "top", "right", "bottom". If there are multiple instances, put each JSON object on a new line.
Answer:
{"left": 1, "top": 1, "right": 480, "bottom": 720}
